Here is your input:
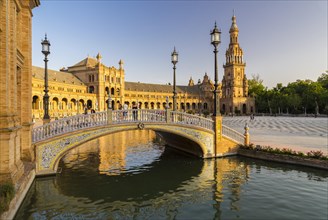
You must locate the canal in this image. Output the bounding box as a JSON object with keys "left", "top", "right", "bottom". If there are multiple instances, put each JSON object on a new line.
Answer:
{"left": 15, "top": 130, "right": 328, "bottom": 219}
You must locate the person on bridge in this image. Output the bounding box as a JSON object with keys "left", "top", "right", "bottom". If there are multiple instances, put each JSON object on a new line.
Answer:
{"left": 123, "top": 103, "right": 128, "bottom": 120}
{"left": 132, "top": 103, "right": 138, "bottom": 120}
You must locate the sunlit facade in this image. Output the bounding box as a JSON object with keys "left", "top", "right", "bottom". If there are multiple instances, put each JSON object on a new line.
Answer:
{"left": 31, "top": 15, "right": 254, "bottom": 120}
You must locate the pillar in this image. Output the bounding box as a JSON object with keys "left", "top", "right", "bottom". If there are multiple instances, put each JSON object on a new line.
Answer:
{"left": 213, "top": 115, "right": 223, "bottom": 156}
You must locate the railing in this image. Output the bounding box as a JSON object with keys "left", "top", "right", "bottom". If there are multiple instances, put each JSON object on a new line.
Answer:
{"left": 32, "top": 111, "right": 107, "bottom": 143}
{"left": 32, "top": 109, "right": 234, "bottom": 144}
{"left": 222, "top": 125, "right": 245, "bottom": 144}
{"left": 170, "top": 111, "right": 214, "bottom": 131}
{"left": 112, "top": 109, "right": 166, "bottom": 123}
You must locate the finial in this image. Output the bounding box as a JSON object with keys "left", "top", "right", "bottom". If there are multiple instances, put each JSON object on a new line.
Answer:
{"left": 45, "top": 33, "right": 47, "bottom": 40}
{"left": 233, "top": 9, "right": 235, "bottom": 16}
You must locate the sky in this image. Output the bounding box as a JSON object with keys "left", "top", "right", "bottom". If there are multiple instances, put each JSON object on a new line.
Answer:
{"left": 31, "top": 0, "right": 327, "bottom": 89}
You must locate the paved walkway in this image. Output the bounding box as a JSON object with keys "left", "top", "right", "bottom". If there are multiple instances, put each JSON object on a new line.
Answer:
{"left": 223, "top": 116, "right": 328, "bottom": 155}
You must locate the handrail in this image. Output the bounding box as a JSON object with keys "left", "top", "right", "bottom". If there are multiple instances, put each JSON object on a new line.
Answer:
{"left": 32, "top": 111, "right": 107, "bottom": 143}
{"left": 222, "top": 125, "right": 245, "bottom": 144}
{"left": 170, "top": 111, "right": 214, "bottom": 131}
{"left": 32, "top": 110, "right": 245, "bottom": 144}
{"left": 112, "top": 109, "right": 166, "bottom": 123}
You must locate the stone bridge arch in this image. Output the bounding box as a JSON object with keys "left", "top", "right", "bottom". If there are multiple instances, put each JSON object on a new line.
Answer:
{"left": 32, "top": 110, "right": 247, "bottom": 176}
{"left": 34, "top": 123, "right": 214, "bottom": 176}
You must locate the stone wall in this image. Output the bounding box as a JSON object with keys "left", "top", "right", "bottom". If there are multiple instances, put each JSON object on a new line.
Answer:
{"left": 238, "top": 148, "right": 328, "bottom": 170}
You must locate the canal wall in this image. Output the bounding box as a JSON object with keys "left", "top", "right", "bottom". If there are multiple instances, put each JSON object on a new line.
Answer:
{"left": 0, "top": 164, "right": 35, "bottom": 220}
{"left": 238, "top": 148, "right": 328, "bottom": 170}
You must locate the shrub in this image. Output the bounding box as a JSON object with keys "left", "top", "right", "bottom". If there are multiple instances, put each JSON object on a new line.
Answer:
{"left": 0, "top": 182, "right": 15, "bottom": 215}
{"left": 307, "top": 150, "right": 324, "bottom": 159}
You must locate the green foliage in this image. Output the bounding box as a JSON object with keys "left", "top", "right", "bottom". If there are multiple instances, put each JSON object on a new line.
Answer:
{"left": 0, "top": 182, "right": 15, "bottom": 215}
{"left": 249, "top": 73, "right": 328, "bottom": 114}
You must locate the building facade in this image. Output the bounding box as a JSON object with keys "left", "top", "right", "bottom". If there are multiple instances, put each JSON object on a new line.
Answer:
{"left": 32, "top": 15, "right": 254, "bottom": 121}
{"left": 0, "top": 0, "right": 40, "bottom": 183}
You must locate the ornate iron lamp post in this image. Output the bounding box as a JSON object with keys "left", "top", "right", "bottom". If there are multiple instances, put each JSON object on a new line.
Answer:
{"left": 210, "top": 22, "right": 221, "bottom": 116}
{"left": 108, "top": 87, "right": 112, "bottom": 109}
{"left": 171, "top": 47, "right": 178, "bottom": 111}
{"left": 41, "top": 34, "right": 51, "bottom": 123}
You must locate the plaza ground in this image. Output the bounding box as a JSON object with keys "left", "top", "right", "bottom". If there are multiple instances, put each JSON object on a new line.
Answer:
{"left": 223, "top": 116, "right": 328, "bottom": 155}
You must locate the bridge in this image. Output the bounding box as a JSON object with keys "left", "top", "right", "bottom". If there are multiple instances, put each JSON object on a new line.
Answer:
{"left": 32, "top": 109, "right": 248, "bottom": 176}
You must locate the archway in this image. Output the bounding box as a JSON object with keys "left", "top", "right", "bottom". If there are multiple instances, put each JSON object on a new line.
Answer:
{"left": 242, "top": 104, "right": 247, "bottom": 114}
{"left": 87, "top": 100, "right": 93, "bottom": 109}
{"left": 32, "top": 96, "right": 40, "bottom": 109}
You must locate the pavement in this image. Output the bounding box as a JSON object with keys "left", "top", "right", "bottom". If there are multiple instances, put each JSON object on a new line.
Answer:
{"left": 222, "top": 116, "right": 328, "bottom": 155}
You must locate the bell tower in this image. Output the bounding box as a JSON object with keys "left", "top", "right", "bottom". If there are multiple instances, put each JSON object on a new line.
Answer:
{"left": 222, "top": 14, "right": 248, "bottom": 99}
{"left": 220, "top": 13, "right": 254, "bottom": 115}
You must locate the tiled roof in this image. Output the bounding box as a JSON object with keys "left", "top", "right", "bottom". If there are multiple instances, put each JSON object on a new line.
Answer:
{"left": 125, "top": 82, "right": 201, "bottom": 94}
{"left": 32, "top": 66, "right": 85, "bottom": 85}
{"left": 69, "top": 57, "right": 98, "bottom": 68}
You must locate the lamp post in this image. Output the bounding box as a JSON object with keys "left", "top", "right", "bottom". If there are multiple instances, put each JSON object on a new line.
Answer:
{"left": 171, "top": 47, "right": 178, "bottom": 111}
{"left": 41, "top": 34, "right": 51, "bottom": 123}
{"left": 210, "top": 22, "right": 221, "bottom": 116}
{"left": 107, "top": 87, "right": 112, "bottom": 109}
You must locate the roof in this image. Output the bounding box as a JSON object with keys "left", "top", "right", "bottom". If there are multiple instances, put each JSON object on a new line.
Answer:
{"left": 32, "top": 66, "right": 85, "bottom": 85}
{"left": 125, "top": 82, "right": 201, "bottom": 94}
{"left": 69, "top": 57, "right": 98, "bottom": 68}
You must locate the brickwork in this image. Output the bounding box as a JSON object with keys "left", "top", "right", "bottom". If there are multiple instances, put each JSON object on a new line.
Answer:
{"left": 0, "top": 0, "right": 40, "bottom": 183}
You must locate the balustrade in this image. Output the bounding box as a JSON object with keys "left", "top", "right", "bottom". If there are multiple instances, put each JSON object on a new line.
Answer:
{"left": 32, "top": 109, "right": 245, "bottom": 144}
{"left": 222, "top": 125, "right": 245, "bottom": 144}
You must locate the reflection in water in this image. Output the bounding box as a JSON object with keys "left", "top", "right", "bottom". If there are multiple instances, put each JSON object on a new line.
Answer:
{"left": 15, "top": 130, "right": 328, "bottom": 220}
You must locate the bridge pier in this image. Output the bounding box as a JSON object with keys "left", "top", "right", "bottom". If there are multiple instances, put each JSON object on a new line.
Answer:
{"left": 213, "top": 116, "right": 223, "bottom": 156}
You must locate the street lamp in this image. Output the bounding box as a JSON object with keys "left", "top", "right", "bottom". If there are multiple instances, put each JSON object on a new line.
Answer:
{"left": 41, "top": 34, "right": 51, "bottom": 122}
{"left": 210, "top": 22, "right": 221, "bottom": 116}
{"left": 171, "top": 47, "right": 178, "bottom": 111}
{"left": 107, "top": 87, "right": 112, "bottom": 109}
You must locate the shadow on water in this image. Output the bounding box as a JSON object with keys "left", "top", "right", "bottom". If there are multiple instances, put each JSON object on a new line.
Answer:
{"left": 55, "top": 147, "right": 204, "bottom": 202}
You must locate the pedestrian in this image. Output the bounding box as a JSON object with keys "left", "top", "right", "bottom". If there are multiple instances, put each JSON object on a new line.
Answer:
{"left": 123, "top": 103, "right": 128, "bottom": 120}
{"left": 91, "top": 109, "right": 95, "bottom": 114}
{"left": 132, "top": 103, "right": 138, "bottom": 120}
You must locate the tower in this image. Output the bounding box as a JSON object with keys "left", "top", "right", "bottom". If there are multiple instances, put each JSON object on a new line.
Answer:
{"left": 221, "top": 14, "right": 254, "bottom": 114}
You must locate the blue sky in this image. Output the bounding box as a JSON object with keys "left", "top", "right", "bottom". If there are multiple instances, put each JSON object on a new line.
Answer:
{"left": 32, "top": 1, "right": 327, "bottom": 88}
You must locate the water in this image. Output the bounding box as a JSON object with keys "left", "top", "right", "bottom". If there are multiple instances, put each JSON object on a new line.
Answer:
{"left": 15, "top": 130, "right": 328, "bottom": 220}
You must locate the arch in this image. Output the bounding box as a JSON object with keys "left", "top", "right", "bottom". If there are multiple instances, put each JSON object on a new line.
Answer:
{"left": 116, "top": 88, "right": 120, "bottom": 96}
{"left": 144, "top": 102, "right": 149, "bottom": 109}
{"left": 70, "top": 99, "right": 76, "bottom": 111}
{"left": 150, "top": 102, "right": 155, "bottom": 109}
{"left": 105, "top": 87, "right": 109, "bottom": 95}
{"left": 62, "top": 98, "right": 68, "bottom": 110}
{"left": 192, "top": 103, "right": 196, "bottom": 110}
{"left": 162, "top": 102, "right": 167, "bottom": 109}
{"left": 52, "top": 97, "right": 59, "bottom": 110}
{"left": 36, "top": 124, "right": 212, "bottom": 175}
{"left": 186, "top": 103, "right": 191, "bottom": 110}
{"left": 242, "top": 104, "right": 247, "bottom": 114}
{"left": 222, "top": 104, "right": 226, "bottom": 114}
{"left": 203, "top": 103, "right": 208, "bottom": 110}
{"left": 156, "top": 102, "right": 161, "bottom": 109}
{"left": 111, "top": 87, "right": 115, "bottom": 95}
{"left": 32, "top": 95, "right": 40, "bottom": 110}
{"left": 89, "top": 86, "right": 95, "bottom": 93}
{"left": 87, "top": 100, "right": 93, "bottom": 109}
{"left": 79, "top": 99, "right": 85, "bottom": 111}
{"left": 180, "top": 103, "right": 185, "bottom": 111}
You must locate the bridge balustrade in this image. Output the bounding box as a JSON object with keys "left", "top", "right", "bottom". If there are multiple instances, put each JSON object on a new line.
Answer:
{"left": 222, "top": 125, "right": 245, "bottom": 144}
{"left": 112, "top": 109, "right": 166, "bottom": 123}
{"left": 32, "top": 110, "right": 244, "bottom": 144}
{"left": 32, "top": 111, "right": 107, "bottom": 143}
{"left": 170, "top": 111, "right": 214, "bottom": 131}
